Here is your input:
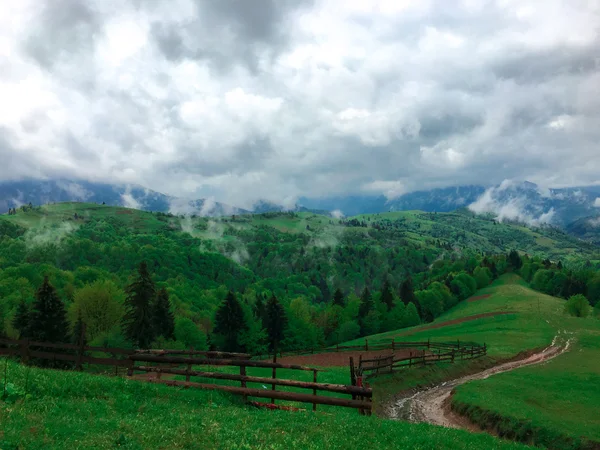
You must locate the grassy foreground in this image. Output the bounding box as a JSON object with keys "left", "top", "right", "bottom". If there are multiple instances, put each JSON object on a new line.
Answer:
{"left": 0, "top": 361, "right": 531, "bottom": 450}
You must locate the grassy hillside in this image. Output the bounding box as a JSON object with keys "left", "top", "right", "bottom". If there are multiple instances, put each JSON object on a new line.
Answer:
{"left": 0, "top": 360, "right": 531, "bottom": 450}
{"left": 343, "top": 274, "right": 561, "bottom": 358}
{"left": 353, "top": 275, "right": 600, "bottom": 448}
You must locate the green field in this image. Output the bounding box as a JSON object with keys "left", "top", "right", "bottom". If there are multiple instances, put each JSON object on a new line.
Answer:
{"left": 353, "top": 275, "right": 600, "bottom": 449}
{"left": 0, "top": 360, "right": 531, "bottom": 450}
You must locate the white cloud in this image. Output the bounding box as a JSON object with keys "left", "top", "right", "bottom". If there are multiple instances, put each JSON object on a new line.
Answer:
{"left": 0, "top": 0, "right": 599, "bottom": 206}
{"left": 594, "top": 198, "right": 600, "bottom": 207}
{"left": 330, "top": 209, "right": 344, "bottom": 219}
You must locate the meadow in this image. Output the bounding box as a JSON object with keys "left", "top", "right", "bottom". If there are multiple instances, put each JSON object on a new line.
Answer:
{"left": 0, "top": 359, "right": 531, "bottom": 450}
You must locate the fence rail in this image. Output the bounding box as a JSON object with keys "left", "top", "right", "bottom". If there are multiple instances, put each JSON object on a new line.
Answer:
{"left": 129, "top": 353, "right": 372, "bottom": 413}
{"left": 357, "top": 341, "right": 487, "bottom": 376}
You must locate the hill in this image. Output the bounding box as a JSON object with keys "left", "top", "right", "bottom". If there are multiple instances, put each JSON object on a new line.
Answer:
{"left": 349, "top": 275, "right": 600, "bottom": 449}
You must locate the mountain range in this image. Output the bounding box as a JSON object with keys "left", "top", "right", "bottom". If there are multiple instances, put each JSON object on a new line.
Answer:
{"left": 2, "top": 179, "right": 600, "bottom": 234}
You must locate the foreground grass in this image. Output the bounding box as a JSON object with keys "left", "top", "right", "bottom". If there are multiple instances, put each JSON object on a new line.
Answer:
{"left": 0, "top": 361, "right": 531, "bottom": 450}
{"left": 453, "top": 324, "right": 600, "bottom": 449}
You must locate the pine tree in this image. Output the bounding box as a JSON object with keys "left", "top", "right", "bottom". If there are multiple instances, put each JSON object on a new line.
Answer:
{"left": 213, "top": 291, "right": 247, "bottom": 352}
{"left": 29, "top": 276, "right": 69, "bottom": 343}
{"left": 318, "top": 277, "right": 331, "bottom": 303}
{"left": 332, "top": 288, "right": 345, "bottom": 307}
{"left": 400, "top": 277, "right": 416, "bottom": 306}
{"left": 122, "top": 261, "right": 156, "bottom": 348}
{"left": 264, "top": 295, "right": 287, "bottom": 353}
{"left": 381, "top": 279, "right": 395, "bottom": 311}
{"left": 358, "top": 287, "right": 373, "bottom": 317}
{"left": 153, "top": 287, "right": 175, "bottom": 340}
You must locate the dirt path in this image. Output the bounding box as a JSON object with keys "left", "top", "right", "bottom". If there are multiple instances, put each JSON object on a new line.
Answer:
{"left": 386, "top": 332, "right": 573, "bottom": 429}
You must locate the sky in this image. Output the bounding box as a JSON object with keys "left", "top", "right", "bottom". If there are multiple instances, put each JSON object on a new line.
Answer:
{"left": 1, "top": 0, "right": 599, "bottom": 208}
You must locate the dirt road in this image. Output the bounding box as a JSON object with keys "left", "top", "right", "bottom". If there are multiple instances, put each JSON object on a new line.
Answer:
{"left": 386, "top": 332, "right": 573, "bottom": 429}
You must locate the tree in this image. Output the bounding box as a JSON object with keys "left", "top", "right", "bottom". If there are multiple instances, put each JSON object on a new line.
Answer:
{"left": 337, "top": 321, "right": 360, "bottom": 342}
{"left": 586, "top": 276, "right": 600, "bottom": 307}
{"left": 508, "top": 250, "right": 523, "bottom": 270}
{"left": 400, "top": 277, "right": 416, "bottom": 306}
{"left": 71, "top": 311, "right": 87, "bottom": 346}
{"left": 213, "top": 291, "right": 247, "bottom": 352}
{"left": 174, "top": 318, "right": 207, "bottom": 350}
{"left": 402, "top": 302, "right": 421, "bottom": 328}
{"left": 361, "top": 310, "right": 381, "bottom": 336}
{"left": 264, "top": 295, "right": 288, "bottom": 352}
{"left": 380, "top": 279, "right": 395, "bottom": 311}
{"left": 332, "top": 288, "right": 345, "bottom": 307}
{"left": 122, "top": 262, "right": 156, "bottom": 348}
{"left": 12, "top": 299, "right": 30, "bottom": 338}
{"left": 71, "top": 280, "right": 125, "bottom": 341}
{"left": 564, "top": 294, "right": 591, "bottom": 318}
{"left": 29, "top": 276, "right": 69, "bottom": 343}
{"left": 473, "top": 266, "right": 492, "bottom": 289}
{"left": 153, "top": 287, "right": 175, "bottom": 340}
{"left": 253, "top": 293, "right": 265, "bottom": 322}
{"left": 358, "top": 287, "right": 373, "bottom": 317}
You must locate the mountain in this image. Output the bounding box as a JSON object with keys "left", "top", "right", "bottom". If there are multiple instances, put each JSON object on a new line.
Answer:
{"left": 0, "top": 180, "right": 243, "bottom": 216}
{"left": 565, "top": 215, "right": 600, "bottom": 244}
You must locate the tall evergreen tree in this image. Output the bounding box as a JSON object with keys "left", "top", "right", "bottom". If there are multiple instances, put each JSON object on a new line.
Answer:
{"left": 29, "top": 276, "right": 69, "bottom": 343}
{"left": 264, "top": 295, "right": 287, "bottom": 352}
{"left": 12, "top": 299, "right": 30, "bottom": 338}
{"left": 358, "top": 287, "right": 373, "bottom": 317}
{"left": 400, "top": 277, "right": 416, "bottom": 306}
{"left": 318, "top": 277, "right": 331, "bottom": 303}
{"left": 122, "top": 261, "right": 156, "bottom": 348}
{"left": 381, "top": 279, "right": 395, "bottom": 311}
{"left": 153, "top": 287, "right": 175, "bottom": 340}
{"left": 332, "top": 288, "right": 345, "bottom": 307}
{"left": 213, "top": 291, "right": 247, "bottom": 352}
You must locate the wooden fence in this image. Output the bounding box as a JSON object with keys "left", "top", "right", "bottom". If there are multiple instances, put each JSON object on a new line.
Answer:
{"left": 128, "top": 352, "right": 373, "bottom": 414}
{"left": 357, "top": 341, "right": 487, "bottom": 376}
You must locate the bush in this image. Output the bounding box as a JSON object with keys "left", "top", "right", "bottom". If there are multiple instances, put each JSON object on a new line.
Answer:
{"left": 594, "top": 303, "right": 600, "bottom": 319}
{"left": 564, "top": 294, "right": 591, "bottom": 318}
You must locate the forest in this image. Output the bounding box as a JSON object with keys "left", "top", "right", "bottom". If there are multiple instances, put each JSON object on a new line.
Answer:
{"left": 1, "top": 203, "right": 599, "bottom": 357}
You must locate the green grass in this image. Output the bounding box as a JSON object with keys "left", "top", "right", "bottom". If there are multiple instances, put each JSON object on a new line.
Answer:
{"left": 351, "top": 274, "right": 600, "bottom": 448}
{"left": 452, "top": 315, "right": 600, "bottom": 449}
{"left": 0, "top": 360, "right": 530, "bottom": 450}
{"left": 343, "top": 274, "right": 560, "bottom": 358}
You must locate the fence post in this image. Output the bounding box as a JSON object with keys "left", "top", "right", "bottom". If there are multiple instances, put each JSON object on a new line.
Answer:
{"left": 359, "top": 354, "right": 362, "bottom": 372}
{"left": 365, "top": 339, "right": 369, "bottom": 351}
{"left": 271, "top": 353, "right": 277, "bottom": 404}
{"left": 240, "top": 363, "right": 247, "bottom": 403}
{"left": 313, "top": 370, "right": 317, "bottom": 411}
{"left": 21, "top": 339, "right": 30, "bottom": 365}
{"left": 391, "top": 339, "right": 395, "bottom": 351}
{"left": 427, "top": 338, "right": 430, "bottom": 349}
{"left": 76, "top": 323, "right": 86, "bottom": 371}
{"left": 336, "top": 343, "right": 339, "bottom": 352}
{"left": 471, "top": 346, "right": 474, "bottom": 359}
{"left": 421, "top": 350, "right": 425, "bottom": 366}
{"left": 484, "top": 343, "right": 487, "bottom": 355}
{"left": 451, "top": 349, "right": 455, "bottom": 363}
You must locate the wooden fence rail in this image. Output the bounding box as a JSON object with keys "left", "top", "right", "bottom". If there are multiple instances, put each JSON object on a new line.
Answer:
{"left": 358, "top": 342, "right": 487, "bottom": 375}
{"left": 129, "top": 353, "right": 372, "bottom": 414}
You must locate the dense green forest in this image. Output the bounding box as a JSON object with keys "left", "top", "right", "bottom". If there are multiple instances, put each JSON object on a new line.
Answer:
{"left": 1, "top": 203, "right": 599, "bottom": 356}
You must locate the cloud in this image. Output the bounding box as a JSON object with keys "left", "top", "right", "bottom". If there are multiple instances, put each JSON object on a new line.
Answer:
{"left": 468, "top": 181, "right": 556, "bottom": 226}
{"left": 330, "top": 209, "right": 344, "bottom": 219}
{"left": 1, "top": 0, "right": 600, "bottom": 206}
{"left": 121, "top": 186, "right": 141, "bottom": 209}
{"left": 55, "top": 181, "right": 92, "bottom": 201}
{"left": 594, "top": 198, "right": 600, "bottom": 207}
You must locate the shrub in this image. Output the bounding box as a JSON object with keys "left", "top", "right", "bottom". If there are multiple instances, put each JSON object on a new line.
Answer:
{"left": 564, "top": 294, "right": 591, "bottom": 318}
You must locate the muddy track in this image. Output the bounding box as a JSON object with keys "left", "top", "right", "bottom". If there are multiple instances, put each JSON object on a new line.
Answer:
{"left": 386, "top": 332, "right": 573, "bottom": 429}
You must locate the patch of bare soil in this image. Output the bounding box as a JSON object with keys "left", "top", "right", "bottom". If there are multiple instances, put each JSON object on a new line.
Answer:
{"left": 385, "top": 332, "right": 573, "bottom": 431}
{"left": 468, "top": 294, "right": 491, "bottom": 303}
{"left": 271, "top": 349, "right": 420, "bottom": 367}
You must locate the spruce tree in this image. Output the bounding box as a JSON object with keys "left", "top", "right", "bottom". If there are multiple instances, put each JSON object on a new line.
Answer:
{"left": 381, "top": 279, "right": 395, "bottom": 311}
{"left": 153, "top": 287, "right": 175, "bottom": 340}
{"left": 358, "top": 287, "right": 373, "bottom": 317}
{"left": 122, "top": 261, "right": 156, "bottom": 348}
{"left": 253, "top": 293, "right": 265, "bottom": 323}
{"left": 264, "top": 295, "right": 287, "bottom": 353}
{"left": 332, "top": 288, "right": 345, "bottom": 307}
{"left": 400, "top": 277, "right": 416, "bottom": 306}
{"left": 213, "top": 291, "right": 247, "bottom": 352}
{"left": 29, "top": 276, "right": 69, "bottom": 343}
{"left": 12, "top": 299, "right": 30, "bottom": 338}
